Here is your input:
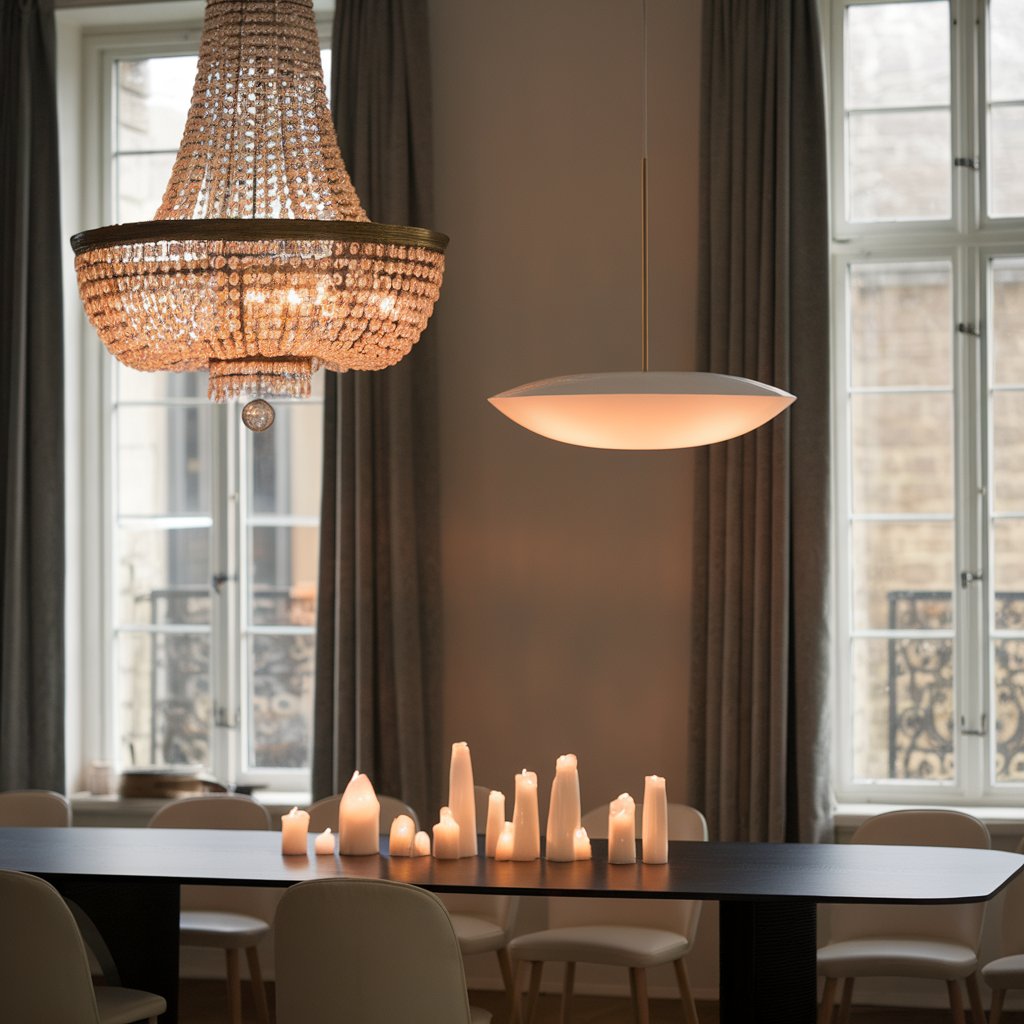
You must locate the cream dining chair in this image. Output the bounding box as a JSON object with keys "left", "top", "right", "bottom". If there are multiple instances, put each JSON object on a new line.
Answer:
{"left": 0, "top": 868, "right": 166, "bottom": 1024}
{"left": 275, "top": 876, "right": 491, "bottom": 1023}
{"left": 509, "top": 802, "right": 707, "bottom": 1024}
{"left": 817, "top": 808, "right": 991, "bottom": 1024}
{"left": 0, "top": 788, "right": 71, "bottom": 826}
{"left": 149, "top": 793, "right": 272, "bottom": 1024}
{"left": 980, "top": 836, "right": 1024, "bottom": 1024}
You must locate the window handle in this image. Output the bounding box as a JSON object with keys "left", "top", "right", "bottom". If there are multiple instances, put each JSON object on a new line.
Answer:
{"left": 960, "top": 714, "right": 987, "bottom": 737}
{"left": 954, "top": 156, "right": 980, "bottom": 170}
{"left": 214, "top": 705, "right": 240, "bottom": 729}
{"left": 960, "top": 569, "right": 983, "bottom": 588}
{"left": 211, "top": 572, "right": 237, "bottom": 594}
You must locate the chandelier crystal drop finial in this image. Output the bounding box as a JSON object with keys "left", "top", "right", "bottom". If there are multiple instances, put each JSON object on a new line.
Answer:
{"left": 71, "top": 0, "right": 448, "bottom": 408}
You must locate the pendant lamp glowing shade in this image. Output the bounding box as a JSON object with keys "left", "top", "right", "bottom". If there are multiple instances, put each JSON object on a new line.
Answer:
{"left": 489, "top": 372, "right": 795, "bottom": 451}
{"left": 71, "top": 0, "right": 447, "bottom": 429}
{"left": 488, "top": 0, "right": 794, "bottom": 451}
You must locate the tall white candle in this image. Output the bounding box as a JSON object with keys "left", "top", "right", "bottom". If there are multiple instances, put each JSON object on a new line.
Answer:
{"left": 608, "top": 793, "right": 637, "bottom": 864}
{"left": 432, "top": 806, "right": 461, "bottom": 860}
{"left": 494, "top": 821, "right": 515, "bottom": 861}
{"left": 545, "top": 753, "right": 581, "bottom": 861}
{"left": 314, "top": 828, "right": 335, "bottom": 855}
{"left": 389, "top": 814, "right": 416, "bottom": 857}
{"left": 511, "top": 770, "right": 540, "bottom": 861}
{"left": 413, "top": 830, "right": 431, "bottom": 856}
{"left": 448, "top": 741, "right": 478, "bottom": 857}
{"left": 485, "top": 790, "right": 506, "bottom": 858}
{"left": 642, "top": 775, "right": 668, "bottom": 864}
{"left": 281, "top": 806, "right": 310, "bottom": 856}
{"left": 338, "top": 771, "right": 381, "bottom": 855}
{"left": 573, "top": 826, "right": 592, "bottom": 860}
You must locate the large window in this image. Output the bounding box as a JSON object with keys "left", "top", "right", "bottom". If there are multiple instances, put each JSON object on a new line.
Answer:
{"left": 832, "top": 0, "right": 1024, "bottom": 801}
{"left": 64, "top": 17, "right": 331, "bottom": 792}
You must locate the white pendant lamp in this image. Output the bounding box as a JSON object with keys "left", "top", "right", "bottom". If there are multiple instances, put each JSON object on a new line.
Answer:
{"left": 488, "top": 2, "right": 794, "bottom": 451}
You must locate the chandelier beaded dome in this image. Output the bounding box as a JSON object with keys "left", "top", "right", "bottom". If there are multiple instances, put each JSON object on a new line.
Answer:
{"left": 72, "top": 0, "right": 448, "bottom": 426}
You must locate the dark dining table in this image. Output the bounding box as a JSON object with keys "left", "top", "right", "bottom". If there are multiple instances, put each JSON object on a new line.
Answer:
{"left": 0, "top": 826, "right": 1019, "bottom": 1024}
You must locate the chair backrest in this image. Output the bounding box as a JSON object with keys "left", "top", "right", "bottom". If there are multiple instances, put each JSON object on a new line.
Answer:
{"left": 0, "top": 870, "right": 101, "bottom": 1023}
{"left": 0, "top": 790, "right": 71, "bottom": 827}
{"left": 999, "top": 836, "right": 1024, "bottom": 955}
{"left": 828, "top": 808, "right": 991, "bottom": 948}
{"left": 275, "top": 878, "right": 473, "bottom": 1024}
{"left": 307, "top": 793, "right": 418, "bottom": 834}
{"left": 549, "top": 803, "right": 708, "bottom": 938}
{"left": 148, "top": 793, "right": 271, "bottom": 830}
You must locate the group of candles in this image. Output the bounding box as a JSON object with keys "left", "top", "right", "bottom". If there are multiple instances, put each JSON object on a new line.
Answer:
{"left": 281, "top": 741, "right": 670, "bottom": 866}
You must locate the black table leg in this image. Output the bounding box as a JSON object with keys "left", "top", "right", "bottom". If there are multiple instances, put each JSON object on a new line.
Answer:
{"left": 49, "top": 876, "right": 180, "bottom": 1023}
{"left": 719, "top": 899, "right": 818, "bottom": 1023}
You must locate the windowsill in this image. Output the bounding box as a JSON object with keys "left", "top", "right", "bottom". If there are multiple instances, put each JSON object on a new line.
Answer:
{"left": 70, "top": 790, "right": 312, "bottom": 828}
{"left": 835, "top": 801, "right": 1024, "bottom": 836}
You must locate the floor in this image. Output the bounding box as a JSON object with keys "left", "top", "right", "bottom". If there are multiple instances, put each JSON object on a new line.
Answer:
{"left": 177, "top": 978, "right": 1018, "bottom": 1022}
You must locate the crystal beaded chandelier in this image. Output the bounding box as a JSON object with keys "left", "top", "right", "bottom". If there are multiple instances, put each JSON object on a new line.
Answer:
{"left": 71, "top": 0, "right": 448, "bottom": 429}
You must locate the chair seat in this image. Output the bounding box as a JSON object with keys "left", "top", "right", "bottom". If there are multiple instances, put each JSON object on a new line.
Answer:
{"left": 179, "top": 909, "right": 270, "bottom": 949}
{"left": 470, "top": 1006, "right": 492, "bottom": 1023}
{"left": 982, "top": 952, "right": 1024, "bottom": 987}
{"left": 94, "top": 985, "right": 168, "bottom": 1024}
{"left": 510, "top": 926, "right": 690, "bottom": 968}
{"left": 818, "top": 938, "right": 978, "bottom": 979}
{"left": 450, "top": 913, "right": 507, "bottom": 955}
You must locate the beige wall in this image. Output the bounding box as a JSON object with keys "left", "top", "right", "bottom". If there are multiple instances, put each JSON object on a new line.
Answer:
{"left": 429, "top": 0, "right": 707, "bottom": 996}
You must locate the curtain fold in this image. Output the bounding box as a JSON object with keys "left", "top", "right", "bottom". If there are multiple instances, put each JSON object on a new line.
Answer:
{"left": 687, "top": 0, "right": 831, "bottom": 843}
{"left": 0, "top": 0, "right": 66, "bottom": 792}
{"left": 313, "top": 0, "right": 441, "bottom": 823}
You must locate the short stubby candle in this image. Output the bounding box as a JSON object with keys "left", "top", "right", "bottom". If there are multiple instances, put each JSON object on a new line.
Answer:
{"left": 495, "top": 821, "right": 515, "bottom": 861}
{"left": 281, "top": 806, "right": 310, "bottom": 856}
{"left": 338, "top": 771, "right": 381, "bottom": 856}
{"left": 413, "top": 831, "right": 431, "bottom": 856}
{"left": 432, "top": 806, "right": 461, "bottom": 859}
{"left": 511, "top": 770, "right": 540, "bottom": 861}
{"left": 314, "top": 828, "right": 335, "bottom": 855}
{"left": 608, "top": 793, "right": 637, "bottom": 864}
{"left": 545, "top": 753, "right": 581, "bottom": 862}
{"left": 485, "top": 790, "right": 505, "bottom": 858}
{"left": 389, "top": 814, "right": 416, "bottom": 857}
{"left": 573, "top": 826, "right": 592, "bottom": 860}
{"left": 448, "top": 741, "right": 478, "bottom": 857}
{"left": 642, "top": 775, "right": 668, "bottom": 864}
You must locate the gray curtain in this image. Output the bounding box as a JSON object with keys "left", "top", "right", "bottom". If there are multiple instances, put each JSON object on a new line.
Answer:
{"left": 0, "top": 0, "right": 65, "bottom": 792}
{"left": 313, "top": 0, "right": 441, "bottom": 822}
{"left": 686, "top": 0, "right": 831, "bottom": 843}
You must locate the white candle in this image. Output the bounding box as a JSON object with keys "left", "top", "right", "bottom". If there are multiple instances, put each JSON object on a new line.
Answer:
{"left": 608, "top": 793, "right": 637, "bottom": 864}
{"left": 314, "top": 828, "right": 335, "bottom": 855}
{"left": 511, "top": 770, "right": 540, "bottom": 861}
{"left": 545, "top": 753, "right": 581, "bottom": 861}
{"left": 642, "top": 775, "right": 668, "bottom": 864}
{"left": 338, "top": 771, "right": 381, "bottom": 855}
{"left": 389, "top": 814, "right": 416, "bottom": 857}
{"left": 432, "top": 806, "right": 461, "bottom": 859}
{"left": 448, "top": 741, "right": 478, "bottom": 857}
{"left": 573, "top": 826, "right": 592, "bottom": 860}
{"left": 485, "top": 790, "right": 506, "bottom": 858}
{"left": 281, "top": 806, "right": 310, "bottom": 856}
{"left": 494, "top": 821, "right": 515, "bottom": 861}
{"left": 413, "top": 830, "right": 431, "bottom": 857}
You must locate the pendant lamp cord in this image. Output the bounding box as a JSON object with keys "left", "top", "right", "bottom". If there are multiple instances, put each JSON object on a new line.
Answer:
{"left": 640, "top": 0, "right": 649, "bottom": 373}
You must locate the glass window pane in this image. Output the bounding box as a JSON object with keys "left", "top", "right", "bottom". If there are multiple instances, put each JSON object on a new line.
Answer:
{"left": 849, "top": 262, "right": 951, "bottom": 388}
{"left": 113, "top": 153, "right": 176, "bottom": 223}
{"left": 847, "top": 110, "right": 951, "bottom": 222}
{"left": 851, "top": 635, "right": 954, "bottom": 782}
{"left": 116, "top": 367, "right": 207, "bottom": 402}
{"left": 846, "top": 2, "right": 949, "bottom": 108}
{"left": 993, "top": 634, "right": 1024, "bottom": 781}
{"left": 988, "top": 106, "right": 1024, "bottom": 218}
{"left": 249, "top": 403, "right": 323, "bottom": 516}
{"left": 852, "top": 393, "right": 953, "bottom": 514}
{"left": 116, "top": 631, "right": 211, "bottom": 767}
{"left": 117, "top": 406, "right": 212, "bottom": 516}
{"left": 250, "top": 526, "right": 319, "bottom": 627}
{"left": 851, "top": 521, "right": 954, "bottom": 630}
{"left": 990, "top": 0, "right": 1024, "bottom": 102}
{"left": 116, "top": 56, "right": 196, "bottom": 152}
{"left": 993, "top": 520, "right": 1024, "bottom": 593}
{"left": 992, "top": 392, "right": 1024, "bottom": 512}
{"left": 249, "top": 633, "right": 313, "bottom": 768}
{"left": 117, "top": 527, "right": 210, "bottom": 625}
{"left": 992, "top": 258, "right": 1024, "bottom": 386}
